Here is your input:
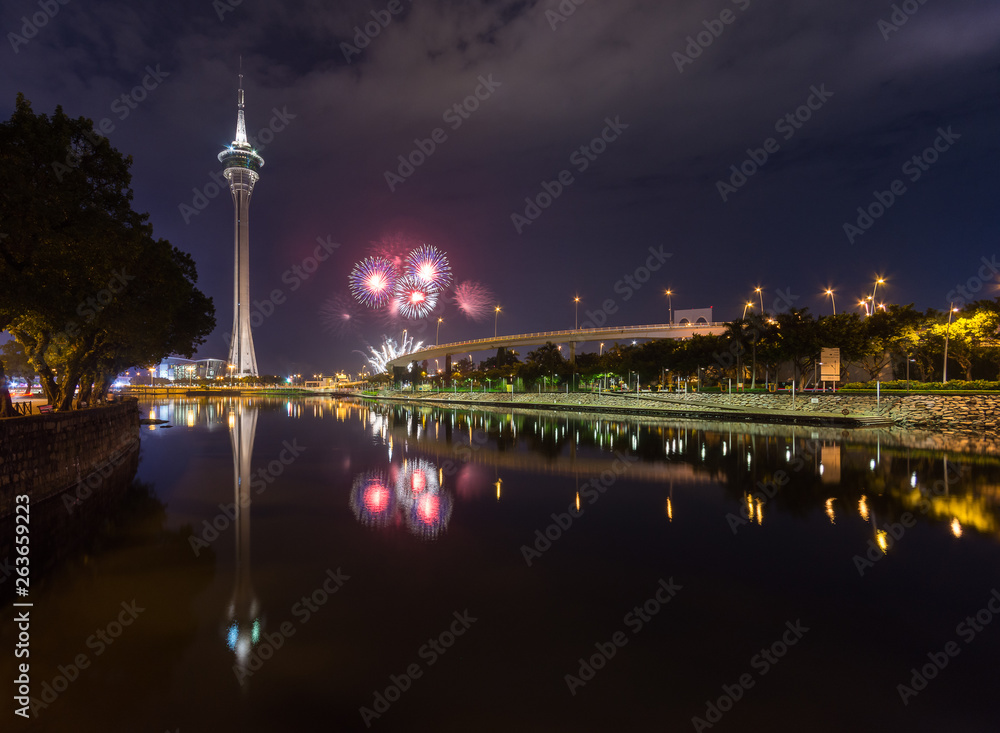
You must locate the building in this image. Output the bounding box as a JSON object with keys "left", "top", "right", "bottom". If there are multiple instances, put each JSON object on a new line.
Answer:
{"left": 219, "top": 72, "right": 264, "bottom": 378}
{"left": 673, "top": 307, "right": 714, "bottom": 325}
{"left": 155, "top": 357, "right": 228, "bottom": 382}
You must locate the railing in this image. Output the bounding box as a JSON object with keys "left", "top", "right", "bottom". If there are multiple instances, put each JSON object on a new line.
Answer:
{"left": 402, "top": 322, "right": 727, "bottom": 356}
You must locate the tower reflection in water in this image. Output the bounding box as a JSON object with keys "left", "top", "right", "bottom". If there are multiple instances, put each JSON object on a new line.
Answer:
{"left": 222, "top": 400, "right": 265, "bottom": 676}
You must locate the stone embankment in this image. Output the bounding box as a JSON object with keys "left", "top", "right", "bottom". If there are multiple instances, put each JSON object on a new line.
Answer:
{"left": 0, "top": 400, "right": 140, "bottom": 516}
{"left": 366, "top": 390, "right": 1000, "bottom": 434}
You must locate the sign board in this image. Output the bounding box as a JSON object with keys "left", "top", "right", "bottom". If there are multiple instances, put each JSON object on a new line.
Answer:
{"left": 820, "top": 347, "right": 841, "bottom": 382}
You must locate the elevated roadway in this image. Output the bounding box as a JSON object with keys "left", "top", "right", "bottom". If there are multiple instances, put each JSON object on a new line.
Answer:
{"left": 384, "top": 322, "right": 727, "bottom": 369}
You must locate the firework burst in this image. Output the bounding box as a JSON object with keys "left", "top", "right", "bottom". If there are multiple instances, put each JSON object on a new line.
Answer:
{"left": 452, "top": 280, "right": 494, "bottom": 321}
{"left": 319, "top": 292, "right": 365, "bottom": 336}
{"left": 394, "top": 274, "right": 439, "bottom": 320}
{"left": 405, "top": 244, "right": 452, "bottom": 290}
{"left": 356, "top": 332, "right": 424, "bottom": 374}
{"left": 349, "top": 257, "right": 397, "bottom": 308}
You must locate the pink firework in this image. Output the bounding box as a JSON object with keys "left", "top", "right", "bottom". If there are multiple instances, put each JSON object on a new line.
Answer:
{"left": 394, "top": 275, "right": 439, "bottom": 320}
{"left": 349, "top": 257, "right": 398, "bottom": 308}
{"left": 405, "top": 244, "right": 453, "bottom": 290}
{"left": 452, "top": 281, "right": 494, "bottom": 321}
{"left": 319, "top": 292, "right": 365, "bottom": 336}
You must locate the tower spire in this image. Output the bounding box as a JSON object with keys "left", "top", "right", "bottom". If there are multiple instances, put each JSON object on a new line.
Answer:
{"left": 235, "top": 62, "right": 248, "bottom": 145}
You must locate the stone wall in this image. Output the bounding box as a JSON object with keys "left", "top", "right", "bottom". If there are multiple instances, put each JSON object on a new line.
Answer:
{"left": 373, "top": 389, "right": 1000, "bottom": 433}
{"left": 0, "top": 401, "right": 140, "bottom": 517}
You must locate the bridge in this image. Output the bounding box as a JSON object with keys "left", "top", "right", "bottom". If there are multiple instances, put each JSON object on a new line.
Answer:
{"left": 384, "top": 322, "right": 728, "bottom": 371}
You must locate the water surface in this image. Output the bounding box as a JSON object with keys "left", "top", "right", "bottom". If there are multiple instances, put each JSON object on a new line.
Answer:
{"left": 4, "top": 396, "right": 1000, "bottom": 732}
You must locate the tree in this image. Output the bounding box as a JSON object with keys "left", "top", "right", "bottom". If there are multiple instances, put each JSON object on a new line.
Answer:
{"left": 774, "top": 308, "right": 820, "bottom": 385}
{"left": 520, "top": 342, "right": 568, "bottom": 388}
{"left": 856, "top": 305, "right": 925, "bottom": 381}
{"left": 0, "top": 95, "right": 214, "bottom": 411}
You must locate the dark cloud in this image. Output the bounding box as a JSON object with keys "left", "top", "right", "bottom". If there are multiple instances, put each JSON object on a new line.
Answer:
{"left": 3, "top": 0, "right": 999, "bottom": 375}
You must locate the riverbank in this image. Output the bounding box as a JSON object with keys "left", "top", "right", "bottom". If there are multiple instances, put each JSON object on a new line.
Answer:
{"left": 358, "top": 389, "right": 1000, "bottom": 433}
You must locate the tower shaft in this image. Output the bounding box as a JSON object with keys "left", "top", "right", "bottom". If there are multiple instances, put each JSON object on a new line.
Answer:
{"left": 227, "top": 169, "right": 258, "bottom": 376}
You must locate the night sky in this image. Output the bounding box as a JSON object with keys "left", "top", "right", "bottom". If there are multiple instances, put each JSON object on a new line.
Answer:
{"left": 3, "top": 0, "right": 1000, "bottom": 377}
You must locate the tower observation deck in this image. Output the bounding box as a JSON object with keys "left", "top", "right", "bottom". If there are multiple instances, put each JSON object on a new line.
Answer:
{"left": 219, "top": 73, "right": 264, "bottom": 378}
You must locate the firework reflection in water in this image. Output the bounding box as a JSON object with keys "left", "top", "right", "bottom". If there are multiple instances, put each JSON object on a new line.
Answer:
{"left": 350, "top": 471, "right": 395, "bottom": 528}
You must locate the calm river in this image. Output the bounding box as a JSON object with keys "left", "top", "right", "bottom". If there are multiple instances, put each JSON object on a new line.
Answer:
{"left": 4, "top": 396, "right": 1000, "bottom": 732}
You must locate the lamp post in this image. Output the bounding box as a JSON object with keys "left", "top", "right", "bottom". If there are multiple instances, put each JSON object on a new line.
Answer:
{"left": 664, "top": 289, "right": 673, "bottom": 325}
{"left": 755, "top": 286, "right": 764, "bottom": 315}
{"left": 600, "top": 343, "right": 605, "bottom": 391}
{"left": 871, "top": 277, "right": 885, "bottom": 306}
{"left": 825, "top": 289, "right": 836, "bottom": 316}
{"left": 436, "top": 317, "right": 443, "bottom": 345}
{"left": 742, "top": 301, "right": 754, "bottom": 319}
{"left": 494, "top": 306, "right": 501, "bottom": 338}
{"left": 943, "top": 304, "right": 957, "bottom": 383}
{"left": 574, "top": 296, "right": 580, "bottom": 329}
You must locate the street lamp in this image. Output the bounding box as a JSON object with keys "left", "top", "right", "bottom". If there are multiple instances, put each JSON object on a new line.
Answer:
{"left": 943, "top": 304, "right": 958, "bottom": 383}
{"left": 574, "top": 296, "right": 580, "bottom": 330}
{"left": 755, "top": 286, "right": 764, "bottom": 315}
{"left": 494, "top": 306, "right": 501, "bottom": 338}
{"left": 825, "top": 289, "right": 836, "bottom": 316}
{"left": 664, "top": 289, "right": 673, "bottom": 325}
{"left": 871, "top": 277, "right": 885, "bottom": 306}
{"left": 858, "top": 299, "right": 870, "bottom": 316}
{"left": 436, "top": 317, "right": 443, "bottom": 345}
{"left": 742, "top": 301, "right": 754, "bottom": 319}
{"left": 600, "top": 343, "right": 605, "bottom": 391}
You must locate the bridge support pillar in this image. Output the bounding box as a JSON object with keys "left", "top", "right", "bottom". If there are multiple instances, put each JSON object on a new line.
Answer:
{"left": 569, "top": 342, "right": 576, "bottom": 365}
{"left": 445, "top": 353, "right": 452, "bottom": 387}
